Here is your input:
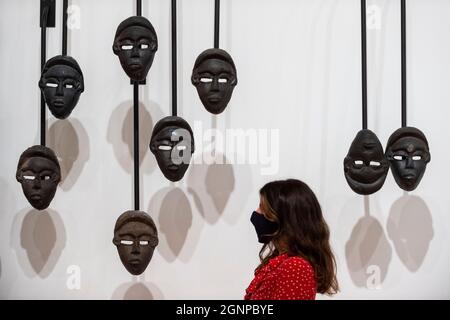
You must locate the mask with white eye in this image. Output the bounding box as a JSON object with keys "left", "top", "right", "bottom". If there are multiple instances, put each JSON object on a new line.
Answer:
{"left": 113, "top": 16, "right": 158, "bottom": 81}
{"left": 191, "top": 48, "right": 238, "bottom": 114}
{"left": 113, "top": 210, "right": 159, "bottom": 275}
{"left": 39, "top": 55, "right": 84, "bottom": 119}
{"left": 344, "top": 129, "right": 389, "bottom": 195}
{"left": 16, "top": 145, "right": 61, "bottom": 210}
{"left": 386, "top": 127, "right": 431, "bottom": 191}
{"left": 150, "top": 116, "right": 195, "bottom": 182}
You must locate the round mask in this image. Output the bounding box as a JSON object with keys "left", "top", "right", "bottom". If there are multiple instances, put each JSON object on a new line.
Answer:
{"left": 191, "top": 48, "right": 237, "bottom": 114}
{"left": 385, "top": 127, "right": 430, "bottom": 191}
{"left": 16, "top": 145, "right": 61, "bottom": 210}
{"left": 113, "top": 210, "right": 159, "bottom": 275}
{"left": 150, "top": 116, "right": 195, "bottom": 182}
{"left": 112, "top": 16, "right": 158, "bottom": 81}
{"left": 344, "top": 130, "right": 389, "bottom": 195}
{"left": 39, "top": 55, "right": 84, "bottom": 119}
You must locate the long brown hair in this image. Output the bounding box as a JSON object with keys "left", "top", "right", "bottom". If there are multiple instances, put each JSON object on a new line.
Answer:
{"left": 257, "top": 179, "right": 339, "bottom": 295}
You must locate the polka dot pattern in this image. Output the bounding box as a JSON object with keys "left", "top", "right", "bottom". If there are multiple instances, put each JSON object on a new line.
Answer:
{"left": 244, "top": 254, "right": 317, "bottom": 300}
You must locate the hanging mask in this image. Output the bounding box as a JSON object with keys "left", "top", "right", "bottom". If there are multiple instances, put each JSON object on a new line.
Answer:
{"left": 191, "top": 48, "right": 237, "bottom": 114}
{"left": 385, "top": 127, "right": 430, "bottom": 191}
{"left": 150, "top": 116, "right": 195, "bottom": 182}
{"left": 112, "top": 16, "right": 158, "bottom": 81}
{"left": 113, "top": 210, "right": 159, "bottom": 275}
{"left": 16, "top": 145, "right": 61, "bottom": 210}
{"left": 250, "top": 211, "right": 278, "bottom": 244}
{"left": 39, "top": 55, "right": 84, "bottom": 119}
{"left": 344, "top": 130, "right": 389, "bottom": 195}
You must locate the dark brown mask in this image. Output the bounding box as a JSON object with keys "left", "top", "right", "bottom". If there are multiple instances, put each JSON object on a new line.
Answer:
{"left": 113, "top": 16, "right": 158, "bottom": 81}
{"left": 150, "top": 116, "right": 195, "bottom": 182}
{"left": 39, "top": 55, "right": 84, "bottom": 119}
{"left": 113, "top": 211, "right": 159, "bottom": 275}
{"left": 385, "top": 127, "right": 430, "bottom": 191}
{"left": 344, "top": 130, "right": 389, "bottom": 195}
{"left": 16, "top": 145, "right": 61, "bottom": 210}
{"left": 191, "top": 48, "right": 237, "bottom": 114}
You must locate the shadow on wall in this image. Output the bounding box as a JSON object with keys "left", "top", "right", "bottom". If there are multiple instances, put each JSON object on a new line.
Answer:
{"left": 345, "top": 196, "right": 392, "bottom": 288}
{"left": 187, "top": 152, "right": 235, "bottom": 225}
{"left": 10, "top": 208, "right": 66, "bottom": 278}
{"left": 387, "top": 194, "right": 433, "bottom": 272}
{"left": 148, "top": 187, "right": 196, "bottom": 263}
{"left": 111, "top": 279, "right": 164, "bottom": 300}
{"left": 47, "top": 118, "right": 89, "bottom": 191}
{"left": 107, "top": 100, "right": 156, "bottom": 174}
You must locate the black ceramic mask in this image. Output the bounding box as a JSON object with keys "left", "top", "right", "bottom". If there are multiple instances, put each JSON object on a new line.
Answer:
{"left": 150, "top": 116, "right": 195, "bottom": 182}
{"left": 385, "top": 127, "right": 430, "bottom": 191}
{"left": 344, "top": 130, "right": 389, "bottom": 195}
{"left": 113, "top": 210, "right": 159, "bottom": 275}
{"left": 16, "top": 145, "right": 61, "bottom": 210}
{"left": 112, "top": 16, "right": 158, "bottom": 81}
{"left": 191, "top": 48, "right": 237, "bottom": 114}
{"left": 39, "top": 55, "right": 84, "bottom": 119}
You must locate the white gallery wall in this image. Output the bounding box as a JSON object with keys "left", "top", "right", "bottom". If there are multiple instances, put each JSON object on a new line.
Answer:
{"left": 0, "top": 0, "right": 449, "bottom": 299}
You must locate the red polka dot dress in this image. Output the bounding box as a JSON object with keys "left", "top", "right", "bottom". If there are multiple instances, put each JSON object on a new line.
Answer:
{"left": 244, "top": 253, "right": 317, "bottom": 300}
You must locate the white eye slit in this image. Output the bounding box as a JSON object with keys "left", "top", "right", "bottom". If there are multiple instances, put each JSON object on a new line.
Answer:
{"left": 177, "top": 145, "right": 187, "bottom": 150}
{"left": 139, "top": 240, "right": 149, "bottom": 246}
{"left": 65, "top": 84, "right": 74, "bottom": 89}
{"left": 218, "top": 78, "right": 228, "bottom": 83}
{"left": 140, "top": 44, "right": 149, "bottom": 49}
{"left": 354, "top": 160, "right": 364, "bottom": 166}
{"left": 120, "top": 240, "right": 133, "bottom": 246}
{"left": 370, "top": 161, "right": 381, "bottom": 167}
{"left": 23, "top": 175, "right": 35, "bottom": 180}
{"left": 46, "top": 83, "right": 58, "bottom": 88}
{"left": 200, "top": 78, "right": 213, "bottom": 83}
{"left": 121, "top": 44, "right": 133, "bottom": 50}
{"left": 158, "top": 145, "right": 172, "bottom": 151}
{"left": 412, "top": 156, "right": 422, "bottom": 161}
{"left": 393, "top": 155, "right": 404, "bottom": 161}
{"left": 43, "top": 175, "right": 51, "bottom": 180}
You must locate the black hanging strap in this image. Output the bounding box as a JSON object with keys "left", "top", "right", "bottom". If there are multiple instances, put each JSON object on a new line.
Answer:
{"left": 214, "top": 0, "right": 220, "bottom": 49}
{"left": 360, "top": 0, "right": 368, "bottom": 130}
{"left": 171, "top": 0, "right": 177, "bottom": 116}
{"left": 133, "top": 0, "right": 143, "bottom": 211}
{"left": 133, "top": 82, "right": 140, "bottom": 210}
{"left": 40, "top": 3, "right": 49, "bottom": 146}
{"left": 401, "top": 0, "right": 407, "bottom": 127}
{"left": 137, "top": 0, "right": 142, "bottom": 16}
{"left": 62, "top": 0, "right": 68, "bottom": 55}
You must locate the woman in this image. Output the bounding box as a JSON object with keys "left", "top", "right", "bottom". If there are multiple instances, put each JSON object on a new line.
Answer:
{"left": 245, "top": 179, "right": 338, "bottom": 300}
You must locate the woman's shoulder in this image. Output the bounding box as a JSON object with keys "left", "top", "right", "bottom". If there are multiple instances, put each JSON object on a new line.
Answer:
{"left": 276, "top": 255, "right": 315, "bottom": 276}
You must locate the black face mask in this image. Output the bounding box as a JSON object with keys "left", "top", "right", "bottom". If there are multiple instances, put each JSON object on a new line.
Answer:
{"left": 39, "top": 55, "right": 84, "bottom": 119}
{"left": 113, "top": 16, "right": 158, "bottom": 81}
{"left": 150, "top": 116, "right": 195, "bottom": 182}
{"left": 343, "top": 129, "right": 389, "bottom": 195}
{"left": 250, "top": 211, "right": 278, "bottom": 244}
{"left": 385, "top": 127, "right": 430, "bottom": 191}
{"left": 191, "top": 48, "right": 237, "bottom": 115}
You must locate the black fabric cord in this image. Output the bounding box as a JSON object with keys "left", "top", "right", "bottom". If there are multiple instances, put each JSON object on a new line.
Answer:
{"left": 214, "top": 0, "right": 220, "bottom": 49}
{"left": 133, "top": 0, "right": 143, "bottom": 210}
{"left": 133, "top": 82, "right": 140, "bottom": 210}
{"left": 172, "top": 0, "right": 177, "bottom": 116}
{"left": 40, "top": 5, "right": 49, "bottom": 146}
{"left": 361, "top": 0, "right": 368, "bottom": 130}
{"left": 401, "top": 0, "right": 407, "bottom": 127}
{"left": 62, "top": 0, "right": 68, "bottom": 55}
{"left": 137, "top": 0, "right": 142, "bottom": 16}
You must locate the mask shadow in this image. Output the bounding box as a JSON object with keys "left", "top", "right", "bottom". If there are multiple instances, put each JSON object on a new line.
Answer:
{"left": 10, "top": 208, "right": 66, "bottom": 278}
{"left": 387, "top": 194, "right": 433, "bottom": 272}
{"left": 47, "top": 118, "right": 89, "bottom": 191}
